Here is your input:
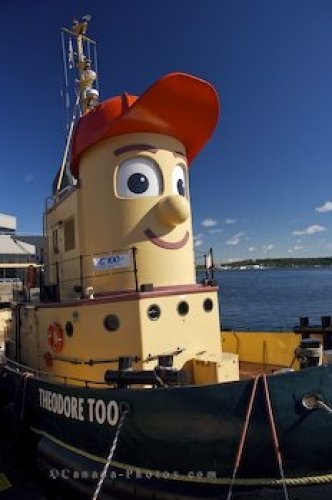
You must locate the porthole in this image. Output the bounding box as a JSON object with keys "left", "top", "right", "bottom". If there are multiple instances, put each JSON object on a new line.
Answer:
{"left": 203, "top": 298, "right": 213, "bottom": 312}
{"left": 65, "top": 321, "right": 74, "bottom": 337}
{"left": 177, "top": 301, "right": 189, "bottom": 316}
{"left": 104, "top": 314, "right": 120, "bottom": 331}
{"left": 147, "top": 304, "right": 161, "bottom": 321}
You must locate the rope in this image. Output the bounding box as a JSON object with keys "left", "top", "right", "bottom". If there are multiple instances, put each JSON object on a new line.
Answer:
{"left": 61, "top": 31, "right": 70, "bottom": 129}
{"left": 226, "top": 375, "right": 260, "bottom": 500}
{"left": 153, "top": 368, "right": 168, "bottom": 387}
{"left": 20, "top": 371, "right": 34, "bottom": 420}
{"left": 262, "top": 374, "right": 289, "bottom": 500}
{"left": 61, "top": 31, "right": 69, "bottom": 89}
{"left": 94, "top": 43, "right": 99, "bottom": 93}
{"left": 317, "top": 399, "right": 332, "bottom": 416}
{"left": 87, "top": 40, "right": 91, "bottom": 62}
{"left": 28, "top": 426, "right": 332, "bottom": 488}
{"left": 92, "top": 409, "right": 128, "bottom": 500}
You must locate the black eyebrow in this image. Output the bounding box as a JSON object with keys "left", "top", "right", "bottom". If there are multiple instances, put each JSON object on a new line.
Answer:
{"left": 173, "top": 151, "right": 187, "bottom": 159}
{"left": 114, "top": 144, "right": 158, "bottom": 156}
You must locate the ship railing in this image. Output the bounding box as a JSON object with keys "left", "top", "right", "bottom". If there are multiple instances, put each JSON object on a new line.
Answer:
{"left": 3, "top": 347, "right": 186, "bottom": 388}
{"left": 3, "top": 357, "right": 106, "bottom": 387}
{"left": 40, "top": 347, "right": 185, "bottom": 367}
{"left": 47, "top": 246, "right": 139, "bottom": 300}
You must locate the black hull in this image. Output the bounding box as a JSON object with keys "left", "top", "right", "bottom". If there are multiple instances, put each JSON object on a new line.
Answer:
{"left": 1, "top": 364, "right": 332, "bottom": 498}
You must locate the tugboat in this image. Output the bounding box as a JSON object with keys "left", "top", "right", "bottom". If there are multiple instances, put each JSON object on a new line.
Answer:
{"left": 2, "top": 18, "right": 332, "bottom": 499}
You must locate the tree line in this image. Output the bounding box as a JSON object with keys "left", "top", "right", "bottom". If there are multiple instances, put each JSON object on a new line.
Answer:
{"left": 220, "top": 257, "right": 332, "bottom": 268}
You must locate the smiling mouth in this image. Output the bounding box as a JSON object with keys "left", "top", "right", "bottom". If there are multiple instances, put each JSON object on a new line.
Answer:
{"left": 144, "top": 228, "right": 190, "bottom": 249}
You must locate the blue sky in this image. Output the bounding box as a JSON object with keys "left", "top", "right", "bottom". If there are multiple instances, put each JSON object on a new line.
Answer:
{"left": 2, "top": 1, "right": 332, "bottom": 262}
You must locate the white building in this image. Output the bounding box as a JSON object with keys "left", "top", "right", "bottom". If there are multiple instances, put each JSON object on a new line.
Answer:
{"left": 0, "top": 213, "right": 38, "bottom": 281}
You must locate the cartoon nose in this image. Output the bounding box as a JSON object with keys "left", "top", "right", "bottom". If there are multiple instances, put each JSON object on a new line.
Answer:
{"left": 157, "top": 195, "right": 190, "bottom": 227}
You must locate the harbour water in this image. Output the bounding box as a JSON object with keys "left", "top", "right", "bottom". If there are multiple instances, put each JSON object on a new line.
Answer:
{"left": 198, "top": 267, "right": 332, "bottom": 331}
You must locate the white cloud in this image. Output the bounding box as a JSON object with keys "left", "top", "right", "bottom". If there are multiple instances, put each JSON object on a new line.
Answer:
{"left": 201, "top": 218, "right": 218, "bottom": 228}
{"left": 292, "top": 225, "right": 327, "bottom": 236}
{"left": 288, "top": 245, "right": 304, "bottom": 253}
{"left": 193, "top": 234, "right": 203, "bottom": 247}
{"left": 208, "top": 228, "right": 223, "bottom": 234}
{"left": 226, "top": 231, "right": 245, "bottom": 246}
{"left": 193, "top": 233, "right": 203, "bottom": 240}
{"left": 24, "top": 173, "right": 34, "bottom": 183}
{"left": 315, "top": 201, "right": 332, "bottom": 213}
{"left": 224, "top": 218, "right": 236, "bottom": 225}
{"left": 248, "top": 246, "right": 256, "bottom": 252}
{"left": 263, "top": 244, "right": 274, "bottom": 252}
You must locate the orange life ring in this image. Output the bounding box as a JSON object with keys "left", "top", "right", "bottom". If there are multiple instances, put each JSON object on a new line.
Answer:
{"left": 47, "top": 322, "right": 64, "bottom": 353}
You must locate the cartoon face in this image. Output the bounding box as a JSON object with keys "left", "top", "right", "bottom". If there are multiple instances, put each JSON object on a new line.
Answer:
{"left": 78, "top": 133, "right": 196, "bottom": 287}
{"left": 113, "top": 142, "right": 191, "bottom": 250}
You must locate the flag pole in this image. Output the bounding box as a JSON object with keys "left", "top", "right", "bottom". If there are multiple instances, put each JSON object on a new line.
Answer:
{"left": 204, "top": 254, "right": 209, "bottom": 280}
{"left": 210, "top": 247, "right": 215, "bottom": 280}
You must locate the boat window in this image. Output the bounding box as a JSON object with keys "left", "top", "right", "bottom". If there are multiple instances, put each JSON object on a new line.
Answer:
{"left": 116, "top": 157, "right": 163, "bottom": 198}
{"left": 104, "top": 314, "right": 120, "bottom": 331}
{"left": 64, "top": 217, "right": 75, "bottom": 251}
{"left": 203, "top": 298, "right": 213, "bottom": 312}
{"left": 177, "top": 301, "right": 189, "bottom": 316}
{"left": 147, "top": 304, "right": 161, "bottom": 320}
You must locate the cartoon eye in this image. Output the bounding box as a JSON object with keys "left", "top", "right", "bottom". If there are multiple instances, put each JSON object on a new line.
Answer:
{"left": 116, "top": 158, "right": 162, "bottom": 198}
{"left": 172, "top": 164, "right": 187, "bottom": 197}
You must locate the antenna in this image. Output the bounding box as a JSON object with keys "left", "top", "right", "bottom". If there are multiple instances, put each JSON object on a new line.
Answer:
{"left": 63, "top": 15, "right": 99, "bottom": 115}
{"left": 56, "top": 17, "right": 100, "bottom": 196}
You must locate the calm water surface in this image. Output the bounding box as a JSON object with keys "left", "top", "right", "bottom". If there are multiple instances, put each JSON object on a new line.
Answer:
{"left": 198, "top": 268, "right": 332, "bottom": 331}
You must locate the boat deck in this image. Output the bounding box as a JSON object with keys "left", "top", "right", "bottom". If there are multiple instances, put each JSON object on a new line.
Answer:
{"left": 239, "top": 361, "right": 287, "bottom": 379}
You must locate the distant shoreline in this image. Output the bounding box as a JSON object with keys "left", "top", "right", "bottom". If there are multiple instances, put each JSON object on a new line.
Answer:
{"left": 197, "top": 257, "right": 332, "bottom": 270}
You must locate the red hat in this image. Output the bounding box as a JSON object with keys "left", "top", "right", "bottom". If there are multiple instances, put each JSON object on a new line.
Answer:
{"left": 71, "top": 72, "right": 220, "bottom": 178}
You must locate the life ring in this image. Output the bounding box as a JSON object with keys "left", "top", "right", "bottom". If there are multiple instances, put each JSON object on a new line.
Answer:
{"left": 47, "top": 322, "right": 64, "bottom": 353}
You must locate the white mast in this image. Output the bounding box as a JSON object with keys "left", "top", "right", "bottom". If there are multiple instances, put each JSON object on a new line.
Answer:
{"left": 56, "top": 16, "right": 99, "bottom": 195}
